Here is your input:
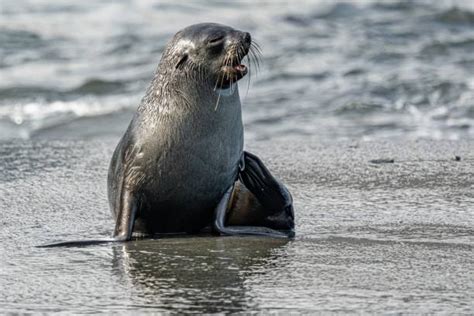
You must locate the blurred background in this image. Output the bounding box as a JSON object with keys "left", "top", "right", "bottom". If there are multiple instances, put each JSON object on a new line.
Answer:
{"left": 1, "top": 0, "right": 474, "bottom": 142}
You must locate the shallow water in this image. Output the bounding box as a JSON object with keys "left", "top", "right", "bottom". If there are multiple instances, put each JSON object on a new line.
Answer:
{"left": 1, "top": 139, "right": 473, "bottom": 313}
{"left": 1, "top": 0, "right": 474, "bottom": 141}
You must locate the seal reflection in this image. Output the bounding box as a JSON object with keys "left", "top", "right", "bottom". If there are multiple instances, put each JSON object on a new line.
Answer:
{"left": 112, "top": 237, "right": 290, "bottom": 313}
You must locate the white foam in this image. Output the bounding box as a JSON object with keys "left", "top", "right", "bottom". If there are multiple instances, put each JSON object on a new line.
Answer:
{"left": 0, "top": 94, "right": 138, "bottom": 139}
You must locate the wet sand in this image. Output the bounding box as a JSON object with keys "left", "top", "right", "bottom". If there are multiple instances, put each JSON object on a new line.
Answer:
{"left": 0, "top": 139, "right": 473, "bottom": 313}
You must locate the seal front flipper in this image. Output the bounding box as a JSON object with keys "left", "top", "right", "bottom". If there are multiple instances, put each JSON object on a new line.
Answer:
{"left": 37, "top": 190, "right": 139, "bottom": 248}
{"left": 36, "top": 239, "right": 117, "bottom": 248}
{"left": 113, "top": 189, "right": 138, "bottom": 241}
{"left": 109, "top": 132, "right": 147, "bottom": 241}
{"left": 37, "top": 152, "right": 143, "bottom": 248}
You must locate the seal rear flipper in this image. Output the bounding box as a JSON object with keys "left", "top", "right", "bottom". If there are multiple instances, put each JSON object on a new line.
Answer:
{"left": 239, "top": 151, "right": 295, "bottom": 223}
{"left": 213, "top": 185, "right": 291, "bottom": 238}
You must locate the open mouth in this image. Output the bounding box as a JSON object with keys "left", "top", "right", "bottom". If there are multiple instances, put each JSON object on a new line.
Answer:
{"left": 231, "top": 63, "right": 248, "bottom": 78}
{"left": 219, "top": 57, "right": 248, "bottom": 88}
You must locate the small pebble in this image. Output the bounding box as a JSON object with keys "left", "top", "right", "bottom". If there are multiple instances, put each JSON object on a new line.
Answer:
{"left": 369, "top": 158, "right": 395, "bottom": 164}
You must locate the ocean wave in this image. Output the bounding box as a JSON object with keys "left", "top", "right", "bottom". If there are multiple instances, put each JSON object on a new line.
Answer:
{"left": 70, "top": 79, "right": 128, "bottom": 95}
{"left": 0, "top": 29, "right": 45, "bottom": 51}
{"left": 435, "top": 6, "right": 474, "bottom": 24}
{"left": 0, "top": 79, "right": 133, "bottom": 102}
{"left": 0, "top": 96, "right": 138, "bottom": 139}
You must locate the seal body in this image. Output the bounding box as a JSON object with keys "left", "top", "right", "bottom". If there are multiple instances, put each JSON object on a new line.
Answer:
{"left": 109, "top": 88, "right": 243, "bottom": 234}
{"left": 108, "top": 23, "right": 247, "bottom": 236}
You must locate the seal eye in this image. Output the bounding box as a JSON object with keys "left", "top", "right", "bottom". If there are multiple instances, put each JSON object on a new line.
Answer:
{"left": 208, "top": 35, "right": 224, "bottom": 45}
{"left": 207, "top": 36, "right": 225, "bottom": 54}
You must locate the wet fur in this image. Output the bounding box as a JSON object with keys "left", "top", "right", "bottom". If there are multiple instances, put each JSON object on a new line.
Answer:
{"left": 108, "top": 23, "right": 247, "bottom": 236}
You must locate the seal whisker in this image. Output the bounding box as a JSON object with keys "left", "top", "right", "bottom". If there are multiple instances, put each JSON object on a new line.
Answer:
{"left": 252, "top": 41, "right": 263, "bottom": 55}
{"left": 248, "top": 48, "right": 256, "bottom": 73}
{"left": 214, "top": 55, "right": 229, "bottom": 111}
{"left": 228, "top": 49, "right": 235, "bottom": 90}
{"left": 235, "top": 45, "right": 245, "bottom": 90}
{"left": 249, "top": 45, "right": 261, "bottom": 71}
{"left": 232, "top": 47, "right": 239, "bottom": 90}
{"left": 215, "top": 67, "right": 227, "bottom": 111}
{"left": 227, "top": 53, "right": 232, "bottom": 87}
{"left": 215, "top": 52, "right": 231, "bottom": 91}
{"left": 251, "top": 41, "right": 263, "bottom": 59}
{"left": 214, "top": 89, "right": 222, "bottom": 111}
{"left": 245, "top": 54, "right": 252, "bottom": 98}
{"left": 253, "top": 50, "right": 261, "bottom": 73}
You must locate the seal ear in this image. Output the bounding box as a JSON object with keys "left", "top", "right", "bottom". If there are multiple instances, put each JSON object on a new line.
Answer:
{"left": 175, "top": 54, "right": 188, "bottom": 69}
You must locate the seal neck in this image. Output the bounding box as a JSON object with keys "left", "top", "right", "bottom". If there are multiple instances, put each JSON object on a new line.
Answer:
{"left": 139, "top": 67, "right": 240, "bottom": 116}
{"left": 215, "top": 84, "right": 237, "bottom": 97}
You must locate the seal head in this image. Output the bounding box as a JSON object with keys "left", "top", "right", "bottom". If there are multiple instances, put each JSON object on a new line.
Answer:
{"left": 166, "top": 23, "right": 251, "bottom": 89}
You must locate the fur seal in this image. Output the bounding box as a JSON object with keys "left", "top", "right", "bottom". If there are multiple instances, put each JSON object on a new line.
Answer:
{"left": 39, "top": 23, "right": 294, "bottom": 247}
{"left": 109, "top": 22, "right": 294, "bottom": 240}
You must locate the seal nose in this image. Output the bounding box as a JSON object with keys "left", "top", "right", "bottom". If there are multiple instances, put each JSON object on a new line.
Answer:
{"left": 243, "top": 32, "right": 251, "bottom": 45}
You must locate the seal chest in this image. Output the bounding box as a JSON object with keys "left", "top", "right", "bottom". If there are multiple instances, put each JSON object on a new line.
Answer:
{"left": 144, "top": 88, "right": 244, "bottom": 233}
